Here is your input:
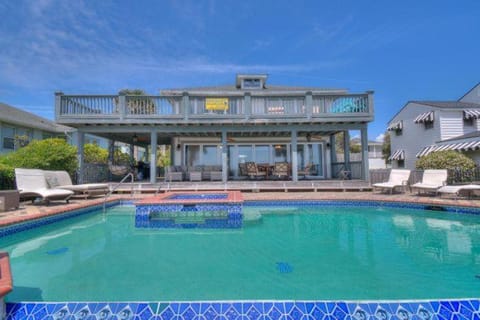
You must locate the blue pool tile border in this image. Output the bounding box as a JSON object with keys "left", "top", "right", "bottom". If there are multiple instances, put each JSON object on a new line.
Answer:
{"left": 1, "top": 199, "right": 480, "bottom": 239}
{"left": 244, "top": 200, "right": 480, "bottom": 215}
{"left": 0, "top": 201, "right": 124, "bottom": 239}
{"left": 6, "top": 299, "right": 480, "bottom": 320}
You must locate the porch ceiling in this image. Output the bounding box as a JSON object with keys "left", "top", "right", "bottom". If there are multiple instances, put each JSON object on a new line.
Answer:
{"left": 92, "top": 130, "right": 340, "bottom": 146}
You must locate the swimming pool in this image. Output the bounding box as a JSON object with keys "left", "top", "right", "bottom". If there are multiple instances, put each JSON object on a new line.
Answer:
{"left": 2, "top": 201, "right": 480, "bottom": 302}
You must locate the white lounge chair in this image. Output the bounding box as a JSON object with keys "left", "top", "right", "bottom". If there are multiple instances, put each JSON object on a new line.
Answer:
{"left": 15, "top": 168, "right": 74, "bottom": 205}
{"left": 437, "top": 184, "right": 480, "bottom": 199}
{"left": 372, "top": 169, "right": 411, "bottom": 194}
{"left": 44, "top": 170, "right": 109, "bottom": 199}
{"left": 410, "top": 169, "right": 448, "bottom": 194}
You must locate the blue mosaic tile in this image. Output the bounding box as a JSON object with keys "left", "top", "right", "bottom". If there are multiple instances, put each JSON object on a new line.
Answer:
{"left": 135, "top": 202, "right": 243, "bottom": 229}
{"left": 0, "top": 201, "right": 120, "bottom": 239}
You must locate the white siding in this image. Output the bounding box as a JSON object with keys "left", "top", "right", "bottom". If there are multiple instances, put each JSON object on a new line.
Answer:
{"left": 439, "top": 111, "right": 464, "bottom": 140}
{"left": 389, "top": 102, "right": 440, "bottom": 170}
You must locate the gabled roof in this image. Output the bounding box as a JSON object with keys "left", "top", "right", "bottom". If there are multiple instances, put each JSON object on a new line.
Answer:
{"left": 0, "top": 102, "right": 73, "bottom": 133}
{"left": 458, "top": 82, "right": 480, "bottom": 102}
{"left": 410, "top": 101, "right": 480, "bottom": 108}
{"left": 161, "top": 84, "right": 348, "bottom": 95}
{"left": 388, "top": 100, "right": 480, "bottom": 125}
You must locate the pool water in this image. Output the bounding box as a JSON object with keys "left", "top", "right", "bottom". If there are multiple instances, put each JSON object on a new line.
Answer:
{"left": 2, "top": 204, "right": 480, "bottom": 301}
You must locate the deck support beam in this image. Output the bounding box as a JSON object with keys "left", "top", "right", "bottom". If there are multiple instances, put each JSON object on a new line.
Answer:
{"left": 221, "top": 130, "right": 228, "bottom": 182}
{"left": 291, "top": 130, "right": 298, "bottom": 182}
{"left": 344, "top": 130, "right": 350, "bottom": 173}
{"left": 76, "top": 131, "right": 85, "bottom": 184}
{"left": 150, "top": 131, "right": 157, "bottom": 183}
{"left": 361, "top": 125, "right": 370, "bottom": 181}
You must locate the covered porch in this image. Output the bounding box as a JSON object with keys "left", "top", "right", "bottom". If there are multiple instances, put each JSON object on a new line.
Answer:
{"left": 75, "top": 123, "right": 370, "bottom": 184}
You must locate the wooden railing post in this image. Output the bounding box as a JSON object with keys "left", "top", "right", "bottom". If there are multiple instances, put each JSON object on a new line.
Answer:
{"left": 305, "top": 91, "right": 313, "bottom": 119}
{"left": 182, "top": 92, "right": 190, "bottom": 120}
{"left": 54, "top": 91, "right": 63, "bottom": 120}
{"left": 244, "top": 92, "right": 251, "bottom": 119}
{"left": 118, "top": 94, "right": 126, "bottom": 120}
{"left": 367, "top": 90, "right": 374, "bottom": 116}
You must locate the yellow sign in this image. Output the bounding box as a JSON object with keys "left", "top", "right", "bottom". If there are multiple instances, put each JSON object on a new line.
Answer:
{"left": 206, "top": 98, "right": 229, "bottom": 111}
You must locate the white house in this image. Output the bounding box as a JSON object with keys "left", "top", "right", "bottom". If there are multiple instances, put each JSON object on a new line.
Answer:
{"left": 388, "top": 83, "right": 480, "bottom": 169}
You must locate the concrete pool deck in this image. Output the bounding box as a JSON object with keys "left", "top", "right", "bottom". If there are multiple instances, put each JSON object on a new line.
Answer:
{"left": 0, "top": 191, "right": 479, "bottom": 227}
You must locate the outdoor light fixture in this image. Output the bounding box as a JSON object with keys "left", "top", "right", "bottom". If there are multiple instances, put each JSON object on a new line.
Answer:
{"left": 326, "top": 142, "right": 331, "bottom": 149}
{"left": 132, "top": 134, "right": 138, "bottom": 143}
{"left": 176, "top": 144, "right": 181, "bottom": 150}
{"left": 306, "top": 133, "right": 312, "bottom": 142}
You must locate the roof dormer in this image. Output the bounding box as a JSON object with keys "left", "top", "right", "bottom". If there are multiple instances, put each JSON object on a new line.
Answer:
{"left": 235, "top": 74, "right": 268, "bottom": 90}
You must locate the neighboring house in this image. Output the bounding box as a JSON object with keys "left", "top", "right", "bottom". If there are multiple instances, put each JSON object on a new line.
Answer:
{"left": 55, "top": 74, "right": 374, "bottom": 183}
{"left": 0, "top": 102, "right": 73, "bottom": 154}
{"left": 387, "top": 83, "right": 480, "bottom": 169}
{"left": 349, "top": 138, "right": 386, "bottom": 169}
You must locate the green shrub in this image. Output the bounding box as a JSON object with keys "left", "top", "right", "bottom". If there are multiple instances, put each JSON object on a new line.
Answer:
{"left": 0, "top": 138, "right": 78, "bottom": 176}
{"left": 416, "top": 151, "right": 476, "bottom": 170}
{"left": 84, "top": 143, "right": 108, "bottom": 164}
{"left": 0, "top": 163, "right": 15, "bottom": 190}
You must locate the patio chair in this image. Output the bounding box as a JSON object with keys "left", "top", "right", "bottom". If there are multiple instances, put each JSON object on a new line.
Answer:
{"left": 437, "top": 184, "right": 480, "bottom": 199}
{"left": 410, "top": 169, "right": 448, "bottom": 195}
{"left": 372, "top": 169, "right": 411, "bottom": 194}
{"left": 15, "top": 168, "right": 74, "bottom": 205}
{"left": 298, "top": 163, "right": 313, "bottom": 179}
{"left": 165, "top": 166, "right": 184, "bottom": 182}
{"left": 245, "top": 162, "right": 267, "bottom": 180}
{"left": 272, "top": 162, "right": 289, "bottom": 180}
{"left": 44, "top": 170, "right": 109, "bottom": 199}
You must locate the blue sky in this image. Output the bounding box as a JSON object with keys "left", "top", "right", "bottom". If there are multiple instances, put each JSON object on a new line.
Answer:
{"left": 1, "top": 0, "right": 479, "bottom": 141}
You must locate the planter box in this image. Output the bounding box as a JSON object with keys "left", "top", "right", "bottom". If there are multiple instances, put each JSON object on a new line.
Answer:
{"left": 0, "top": 190, "right": 20, "bottom": 212}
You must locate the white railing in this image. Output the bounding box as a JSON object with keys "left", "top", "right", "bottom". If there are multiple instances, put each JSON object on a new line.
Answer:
{"left": 60, "top": 95, "right": 117, "bottom": 115}
{"left": 57, "top": 93, "right": 372, "bottom": 120}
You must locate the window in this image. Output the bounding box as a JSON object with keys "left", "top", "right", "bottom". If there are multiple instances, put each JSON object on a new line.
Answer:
{"left": 397, "top": 160, "right": 405, "bottom": 168}
{"left": 464, "top": 118, "right": 475, "bottom": 127}
{"left": 254, "top": 145, "right": 270, "bottom": 163}
{"left": 425, "top": 122, "right": 434, "bottom": 130}
{"left": 202, "top": 145, "right": 221, "bottom": 165}
{"left": 242, "top": 78, "right": 261, "bottom": 89}
{"left": 273, "top": 144, "right": 287, "bottom": 162}
{"left": 2, "top": 126, "right": 15, "bottom": 150}
{"left": 395, "top": 130, "right": 403, "bottom": 136}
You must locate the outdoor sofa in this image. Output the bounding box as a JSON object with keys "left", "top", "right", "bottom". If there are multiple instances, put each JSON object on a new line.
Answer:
{"left": 165, "top": 165, "right": 223, "bottom": 182}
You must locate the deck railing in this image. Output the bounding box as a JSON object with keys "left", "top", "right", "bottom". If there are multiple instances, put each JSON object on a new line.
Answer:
{"left": 56, "top": 92, "right": 373, "bottom": 121}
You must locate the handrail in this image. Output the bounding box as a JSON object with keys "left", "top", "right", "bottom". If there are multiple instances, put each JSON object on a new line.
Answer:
{"left": 103, "top": 172, "right": 134, "bottom": 213}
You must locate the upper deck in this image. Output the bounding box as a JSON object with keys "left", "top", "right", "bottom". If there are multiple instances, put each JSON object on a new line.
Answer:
{"left": 55, "top": 90, "right": 374, "bottom": 127}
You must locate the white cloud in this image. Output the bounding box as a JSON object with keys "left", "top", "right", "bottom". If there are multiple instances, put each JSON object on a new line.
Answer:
{"left": 376, "top": 133, "right": 385, "bottom": 142}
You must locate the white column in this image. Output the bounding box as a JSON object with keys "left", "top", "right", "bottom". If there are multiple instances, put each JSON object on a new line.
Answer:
{"left": 150, "top": 131, "right": 157, "bottom": 183}
{"left": 291, "top": 130, "right": 298, "bottom": 182}
{"left": 221, "top": 130, "right": 228, "bottom": 182}
{"left": 77, "top": 131, "right": 85, "bottom": 184}
{"left": 361, "top": 125, "right": 370, "bottom": 181}
{"left": 344, "top": 130, "right": 350, "bottom": 172}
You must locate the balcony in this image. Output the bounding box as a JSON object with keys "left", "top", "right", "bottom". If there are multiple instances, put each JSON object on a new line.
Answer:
{"left": 55, "top": 92, "right": 374, "bottom": 126}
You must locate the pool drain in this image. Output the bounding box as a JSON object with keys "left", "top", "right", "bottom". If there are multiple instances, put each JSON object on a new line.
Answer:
{"left": 276, "top": 262, "right": 293, "bottom": 273}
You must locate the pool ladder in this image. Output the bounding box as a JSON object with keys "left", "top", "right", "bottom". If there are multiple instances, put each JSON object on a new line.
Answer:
{"left": 103, "top": 172, "right": 135, "bottom": 213}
